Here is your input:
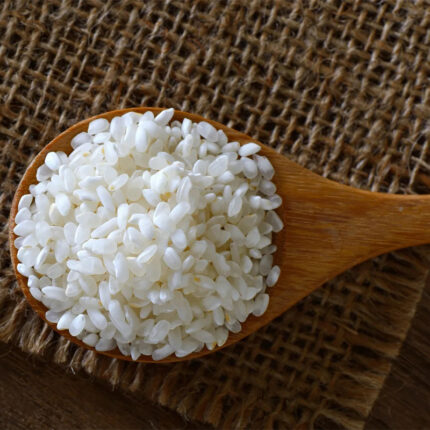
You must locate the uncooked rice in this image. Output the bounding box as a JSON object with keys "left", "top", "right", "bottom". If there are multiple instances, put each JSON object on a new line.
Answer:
{"left": 13, "top": 109, "right": 283, "bottom": 360}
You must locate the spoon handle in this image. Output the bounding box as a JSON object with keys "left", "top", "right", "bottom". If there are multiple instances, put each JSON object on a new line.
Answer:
{"left": 275, "top": 158, "right": 430, "bottom": 302}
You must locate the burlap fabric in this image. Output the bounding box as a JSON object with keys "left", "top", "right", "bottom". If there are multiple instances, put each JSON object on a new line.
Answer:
{"left": 1, "top": 0, "right": 430, "bottom": 428}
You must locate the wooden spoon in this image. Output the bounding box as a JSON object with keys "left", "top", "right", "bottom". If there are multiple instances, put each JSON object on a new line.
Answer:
{"left": 9, "top": 107, "right": 430, "bottom": 363}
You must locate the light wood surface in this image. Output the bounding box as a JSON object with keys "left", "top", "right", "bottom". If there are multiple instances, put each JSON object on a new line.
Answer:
{"left": 9, "top": 107, "right": 430, "bottom": 363}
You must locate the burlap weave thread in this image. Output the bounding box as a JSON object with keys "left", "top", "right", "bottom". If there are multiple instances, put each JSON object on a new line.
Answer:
{"left": 1, "top": 1, "right": 430, "bottom": 428}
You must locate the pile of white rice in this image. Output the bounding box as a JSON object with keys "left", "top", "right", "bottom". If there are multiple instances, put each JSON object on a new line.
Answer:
{"left": 13, "top": 109, "right": 283, "bottom": 360}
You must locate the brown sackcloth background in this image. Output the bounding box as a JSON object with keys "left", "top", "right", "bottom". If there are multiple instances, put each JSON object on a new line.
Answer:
{"left": 1, "top": 1, "right": 430, "bottom": 428}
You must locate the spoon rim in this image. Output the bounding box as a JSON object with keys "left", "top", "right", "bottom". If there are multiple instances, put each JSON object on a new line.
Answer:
{"left": 9, "top": 107, "right": 285, "bottom": 363}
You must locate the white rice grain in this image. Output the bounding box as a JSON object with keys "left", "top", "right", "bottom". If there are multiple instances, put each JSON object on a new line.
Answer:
{"left": 238, "top": 142, "right": 261, "bottom": 157}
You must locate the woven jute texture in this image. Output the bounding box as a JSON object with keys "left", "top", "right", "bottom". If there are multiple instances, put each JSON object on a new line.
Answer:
{"left": 1, "top": 0, "right": 430, "bottom": 428}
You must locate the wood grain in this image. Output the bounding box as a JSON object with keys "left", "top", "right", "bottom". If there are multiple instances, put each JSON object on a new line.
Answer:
{"left": 367, "top": 272, "right": 430, "bottom": 429}
{"left": 9, "top": 107, "right": 430, "bottom": 363}
{"left": 0, "top": 342, "right": 201, "bottom": 430}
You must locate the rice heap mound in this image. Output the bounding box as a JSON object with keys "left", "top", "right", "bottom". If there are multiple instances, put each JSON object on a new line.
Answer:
{"left": 13, "top": 109, "right": 283, "bottom": 360}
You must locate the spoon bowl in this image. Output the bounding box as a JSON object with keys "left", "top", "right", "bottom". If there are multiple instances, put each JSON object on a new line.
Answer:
{"left": 9, "top": 107, "right": 430, "bottom": 363}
